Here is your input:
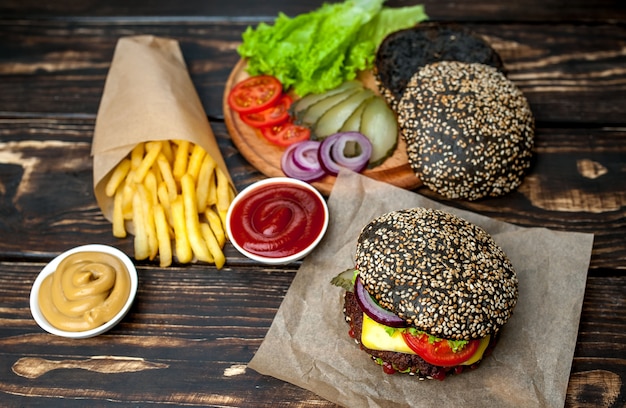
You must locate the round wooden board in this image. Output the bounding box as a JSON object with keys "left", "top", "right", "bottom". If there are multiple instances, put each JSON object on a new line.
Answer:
{"left": 223, "top": 59, "right": 422, "bottom": 196}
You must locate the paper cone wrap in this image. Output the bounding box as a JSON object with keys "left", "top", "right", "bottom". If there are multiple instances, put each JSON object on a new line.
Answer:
{"left": 92, "top": 35, "right": 233, "bottom": 223}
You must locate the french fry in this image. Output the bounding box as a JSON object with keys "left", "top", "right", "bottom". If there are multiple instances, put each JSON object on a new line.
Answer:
{"left": 205, "top": 207, "right": 225, "bottom": 248}
{"left": 132, "top": 192, "right": 150, "bottom": 261}
{"left": 120, "top": 168, "right": 137, "bottom": 219}
{"left": 196, "top": 154, "right": 216, "bottom": 212}
{"left": 105, "top": 158, "right": 131, "bottom": 197}
{"left": 130, "top": 142, "right": 145, "bottom": 169}
{"left": 186, "top": 143, "right": 207, "bottom": 181}
{"left": 157, "top": 181, "right": 174, "bottom": 228}
{"left": 134, "top": 141, "right": 162, "bottom": 183}
{"left": 124, "top": 168, "right": 136, "bottom": 187}
{"left": 121, "top": 183, "right": 136, "bottom": 220}
{"left": 171, "top": 196, "right": 192, "bottom": 264}
{"left": 172, "top": 140, "right": 190, "bottom": 180}
{"left": 160, "top": 139, "right": 174, "bottom": 163}
{"left": 201, "top": 223, "right": 225, "bottom": 269}
{"left": 215, "top": 167, "right": 232, "bottom": 230}
{"left": 144, "top": 170, "right": 158, "bottom": 207}
{"left": 181, "top": 173, "right": 213, "bottom": 263}
{"left": 156, "top": 152, "right": 178, "bottom": 201}
{"left": 206, "top": 167, "right": 217, "bottom": 207}
{"left": 154, "top": 203, "right": 172, "bottom": 267}
{"left": 112, "top": 188, "right": 127, "bottom": 238}
{"left": 137, "top": 184, "right": 158, "bottom": 261}
{"left": 152, "top": 161, "right": 163, "bottom": 185}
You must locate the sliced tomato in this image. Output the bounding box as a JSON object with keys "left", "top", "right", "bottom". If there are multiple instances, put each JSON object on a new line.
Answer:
{"left": 240, "top": 94, "right": 292, "bottom": 128}
{"left": 401, "top": 332, "right": 480, "bottom": 367}
{"left": 260, "top": 121, "right": 311, "bottom": 147}
{"left": 228, "top": 75, "right": 283, "bottom": 114}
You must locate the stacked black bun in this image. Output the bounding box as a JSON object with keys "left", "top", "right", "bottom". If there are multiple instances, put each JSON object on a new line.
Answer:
{"left": 374, "top": 23, "right": 534, "bottom": 201}
{"left": 343, "top": 208, "right": 518, "bottom": 379}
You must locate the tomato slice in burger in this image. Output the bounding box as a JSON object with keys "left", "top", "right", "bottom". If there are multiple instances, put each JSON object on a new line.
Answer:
{"left": 240, "top": 94, "right": 292, "bottom": 128}
{"left": 401, "top": 332, "right": 480, "bottom": 367}
{"left": 260, "top": 121, "right": 311, "bottom": 147}
{"left": 228, "top": 75, "right": 282, "bottom": 114}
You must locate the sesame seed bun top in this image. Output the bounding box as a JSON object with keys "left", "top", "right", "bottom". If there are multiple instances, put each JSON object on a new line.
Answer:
{"left": 398, "top": 61, "right": 535, "bottom": 201}
{"left": 355, "top": 207, "right": 518, "bottom": 340}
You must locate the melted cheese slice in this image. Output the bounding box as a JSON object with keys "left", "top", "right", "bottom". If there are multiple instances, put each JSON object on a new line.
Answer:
{"left": 360, "top": 314, "right": 490, "bottom": 366}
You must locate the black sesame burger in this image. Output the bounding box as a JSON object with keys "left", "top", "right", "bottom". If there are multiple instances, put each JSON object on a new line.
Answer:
{"left": 331, "top": 208, "right": 518, "bottom": 380}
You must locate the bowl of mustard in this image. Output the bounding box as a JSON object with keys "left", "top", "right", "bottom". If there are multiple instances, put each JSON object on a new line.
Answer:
{"left": 30, "top": 244, "right": 138, "bottom": 339}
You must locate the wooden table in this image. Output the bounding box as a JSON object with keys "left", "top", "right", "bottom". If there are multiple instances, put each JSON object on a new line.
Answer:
{"left": 0, "top": 1, "right": 624, "bottom": 406}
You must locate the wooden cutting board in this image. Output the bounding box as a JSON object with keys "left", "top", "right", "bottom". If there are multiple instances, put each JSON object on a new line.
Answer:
{"left": 223, "top": 59, "right": 422, "bottom": 196}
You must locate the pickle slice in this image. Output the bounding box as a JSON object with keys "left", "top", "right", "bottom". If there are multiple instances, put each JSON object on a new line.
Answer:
{"left": 291, "top": 81, "right": 361, "bottom": 120}
{"left": 312, "top": 88, "right": 375, "bottom": 139}
{"left": 296, "top": 87, "right": 362, "bottom": 128}
{"left": 359, "top": 96, "right": 398, "bottom": 167}
{"left": 339, "top": 96, "right": 372, "bottom": 133}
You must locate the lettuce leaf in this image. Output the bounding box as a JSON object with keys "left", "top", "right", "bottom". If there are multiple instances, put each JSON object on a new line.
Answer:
{"left": 237, "top": 1, "right": 427, "bottom": 96}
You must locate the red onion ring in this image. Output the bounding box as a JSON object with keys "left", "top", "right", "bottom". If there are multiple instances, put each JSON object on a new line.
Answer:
{"left": 354, "top": 275, "right": 406, "bottom": 328}
{"left": 318, "top": 132, "right": 372, "bottom": 176}
{"left": 280, "top": 140, "right": 326, "bottom": 182}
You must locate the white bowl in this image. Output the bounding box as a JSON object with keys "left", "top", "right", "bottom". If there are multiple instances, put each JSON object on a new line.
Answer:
{"left": 226, "top": 177, "right": 329, "bottom": 265}
{"left": 30, "top": 244, "right": 138, "bottom": 339}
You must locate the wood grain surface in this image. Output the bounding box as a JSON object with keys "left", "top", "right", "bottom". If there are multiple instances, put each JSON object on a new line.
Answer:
{"left": 0, "top": 0, "right": 625, "bottom": 407}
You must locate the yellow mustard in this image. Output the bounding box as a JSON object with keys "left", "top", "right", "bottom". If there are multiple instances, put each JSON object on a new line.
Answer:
{"left": 38, "top": 251, "right": 131, "bottom": 332}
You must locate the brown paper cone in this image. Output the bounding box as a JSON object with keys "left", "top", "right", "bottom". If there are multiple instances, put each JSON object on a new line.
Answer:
{"left": 92, "top": 35, "right": 233, "bottom": 223}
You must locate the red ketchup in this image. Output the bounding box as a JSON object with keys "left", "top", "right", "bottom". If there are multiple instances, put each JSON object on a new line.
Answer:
{"left": 229, "top": 182, "right": 326, "bottom": 258}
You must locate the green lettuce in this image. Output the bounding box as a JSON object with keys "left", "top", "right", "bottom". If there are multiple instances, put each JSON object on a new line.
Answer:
{"left": 237, "top": 0, "right": 427, "bottom": 96}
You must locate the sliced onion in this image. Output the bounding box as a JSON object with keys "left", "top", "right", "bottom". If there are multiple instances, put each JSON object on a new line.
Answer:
{"left": 354, "top": 276, "right": 406, "bottom": 328}
{"left": 318, "top": 132, "right": 372, "bottom": 176}
{"left": 280, "top": 140, "right": 326, "bottom": 182}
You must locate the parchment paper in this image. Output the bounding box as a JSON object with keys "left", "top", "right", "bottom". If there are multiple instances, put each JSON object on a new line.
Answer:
{"left": 248, "top": 170, "right": 594, "bottom": 408}
{"left": 91, "top": 35, "right": 232, "bottom": 222}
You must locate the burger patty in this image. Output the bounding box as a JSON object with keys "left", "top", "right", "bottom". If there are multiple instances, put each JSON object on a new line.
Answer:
{"left": 343, "top": 291, "right": 495, "bottom": 380}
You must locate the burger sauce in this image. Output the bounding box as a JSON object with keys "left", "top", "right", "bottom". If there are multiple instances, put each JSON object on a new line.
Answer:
{"left": 229, "top": 182, "right": 326, "bottom": 258}
{"left": 38, "top": 251, "right": 131, "bottom": 332}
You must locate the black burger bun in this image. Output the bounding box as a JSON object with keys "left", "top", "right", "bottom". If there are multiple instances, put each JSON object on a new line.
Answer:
{"left": 374, "top": 23, "right": 504, "bottom": 110}
{"left": 355, "top": 207, "right": 518, "bottom": 341}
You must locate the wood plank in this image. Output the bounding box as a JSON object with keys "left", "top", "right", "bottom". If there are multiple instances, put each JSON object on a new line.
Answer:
{"left": 567, "top": 275, "right": 626, "bottom": 407}
{"left": 1, "top": 0, "right": 625, "bottom": 22}
{"left": 0, "top": 21, "right": 625, "bottom": 126}
{"left": 0, "top": 263, "right": 623, "bottom": 407}
{"left": 0, "top": 261, "right": 338, "bottom": 407}
{"left": 0, "top": 118, "right": 623, "bottom": 271}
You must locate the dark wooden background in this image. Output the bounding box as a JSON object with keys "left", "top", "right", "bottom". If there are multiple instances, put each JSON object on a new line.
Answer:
{"left": 0, "top": 0, "right": 625, "bottom": 407}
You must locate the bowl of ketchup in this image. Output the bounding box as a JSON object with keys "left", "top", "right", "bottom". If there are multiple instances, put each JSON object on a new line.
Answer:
{"left": 226, "top": 177, "right": 329, "bottom": 265}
